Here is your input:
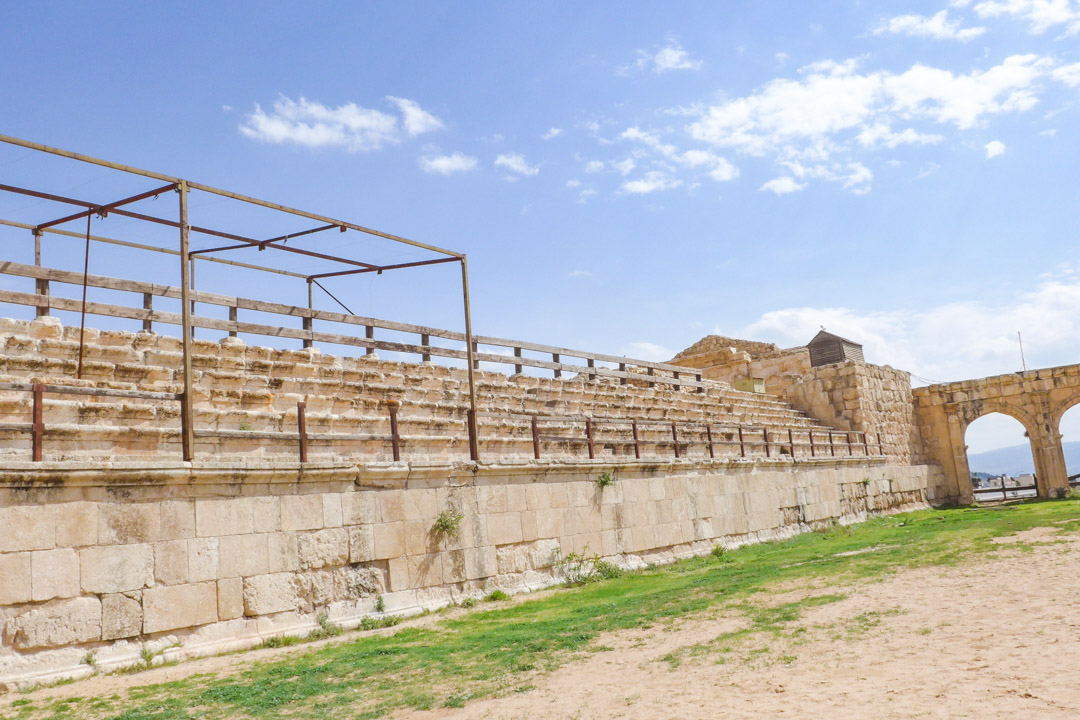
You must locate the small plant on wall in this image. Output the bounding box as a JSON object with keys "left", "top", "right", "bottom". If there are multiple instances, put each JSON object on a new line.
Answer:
{"left": 595, "top": 471, "right": 615, "bottom": 489}
{"left": 432, "top": 510, "right": 463, "bottom": 539}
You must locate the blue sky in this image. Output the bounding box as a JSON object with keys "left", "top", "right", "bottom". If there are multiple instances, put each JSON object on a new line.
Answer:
{"left": 1, "top": 1, "right": 1079, "bottom": 452}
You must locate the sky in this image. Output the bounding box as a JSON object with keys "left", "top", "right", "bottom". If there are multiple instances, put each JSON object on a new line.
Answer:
{"left": 1, "top": 1, "right": 1078, "bottom": 454}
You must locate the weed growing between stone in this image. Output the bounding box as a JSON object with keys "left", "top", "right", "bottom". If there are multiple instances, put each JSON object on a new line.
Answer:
{"left": 5, "top": 501, "right": 1080, "bottom": 720}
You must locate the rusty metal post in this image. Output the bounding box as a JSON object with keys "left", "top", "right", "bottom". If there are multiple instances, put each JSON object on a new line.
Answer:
{"left": 31, "top": 383, "right": 43, "bottom": 462}
{"left": 552, "top": 353, "right": 561, "bottom": 379}
{"left": 365, "top": 325, "right": 374, "bottom": 356}
{"left": 672, "top": 422, "right": 680, "bottom": 458}
{"left": 788, "top": 428, "right": 795, "bottom": 457}
{"left": 763, "top": 428, "right": 770, "bottom": 458}
{"left": 76, "top": 214, "right": 92, "bottom": 379}
{"left": 847, "top": 432, "right": 854, "bottom": 456}
{"left": 297, "top": 401, "right": 308, "bottom": 463}
{"left": 33, "top": 229, "right": 49, "bottom": 318}
{"left": 513, "top": 347, "right": 522, "bottom": 374}
{"left": 706, "top": 424, "right": 715, "bottom": 458}
{"left": 388, "top": 400, "right": 400, "bottom": 462}
{"left": 862, "top": 432, "right": 869, "bottom": 456}
{"left": 142, "top": 293, "right": 153, "bottom": 333}
{"left": 809, "top": 431, "right": 816, "bottom": 457}
{"left": 179, "top": 181, "right": 195, "bottom": 462}
{"left": 422, "top": 333, "right": 431, "bottom": 362}
{"left": 738, "top": 426, "right": 746, "bottom": 457}
{"left": 632, "top": 419, "right": 640, "bottom": 459}
{"left": 228, "top": 305, "right": 237, "bottom": 337}
{"left": 877, "top": 431, "right": 884, "bottom": 456}
{"left": 531, "top": 414, "right": 540, "bottom": 459}
{"left": 189, "top": 256, "right": 196, "bottom": 339}
{"left": 303, "top": 278, "right": 313, "bottom": 349}
{"left": 460, "top": 257, "right": 479, "bottom": 463}
{"left": 585, "top": 418, "right": 595, "bottom": 459}
{"left": 829, "top": 432, "right": 836, "bottom": 457}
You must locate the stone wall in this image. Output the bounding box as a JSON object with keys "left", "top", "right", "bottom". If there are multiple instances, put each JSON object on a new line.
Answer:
{"left": 0, "top": 456, "right": 939, "bottom": 688}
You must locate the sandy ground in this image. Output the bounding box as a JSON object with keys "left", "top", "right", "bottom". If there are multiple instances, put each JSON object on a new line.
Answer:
{"left": 5, "top": 526, "right": 1080, "bottom": 719}
{"left": 403, "top": 525, "right": 1080, "bottom": 720}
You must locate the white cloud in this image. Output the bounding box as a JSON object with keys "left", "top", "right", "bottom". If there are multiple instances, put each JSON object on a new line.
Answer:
{"left": 584, "top": 160, "right": 605, "bottom": 173}
{"left": 612, "top": 158, "right": 636, "bottom": 175}
{"left": 240, "top": 94, "right": 443, "bottom": 152}
{"left": 542, "top": 127, "right": 564, "bottom": 140}
{"left": 621, "top": 341, "right": 674, "bottom": 362}
{"left": 742, "top": 273, "right": 1080, "bottom": 387}
{"left": 569, "top": 270, "right": 592, "bottom": 278}
{"left": 857, "top": 123, "right": 944, "bottom": 148}
{"left": 970, "top": 0, "right": 1080, "bottom": 35}
{"left": 386, "top": 96, "right": 444, "bottom": 136}
{"left": 620, "top": 171, "right": 683, "bottom": 194}
{"left": 565, "top": 179, "right": 582, "bottom": 188}
{"left": 1041, "top": 128, "right": 1058, "bottom": 136}
{"left": 577, "top": 188, "right": 598, "bottom": 203}
{"left": 1053, "top": 61, "right": 1080, "bottom": 86}
{"left": 418, "top": 152, "right": 478, "bottom": 175}
{"left": 985, "top": 139, "right": 1007, "bottom": 158}
{"left": 623, "top": 41, "right": 702, "bottom": 75}
{"left": 760, "top": 176, "right": 807, "bottom": 195}
{"left": 708, "top": 158, "right": 740, "bottom": 182}
{"left": 494, "top": 153, "right": 539, "bottom": 176}
{"left": 619, "top": 126, "right": 739, "bottom": 184}
{"left": 872, "top": 10, "right": 986, "bottom": 41}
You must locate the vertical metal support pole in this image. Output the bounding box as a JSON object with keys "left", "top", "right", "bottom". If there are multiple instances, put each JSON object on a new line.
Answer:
{"left": 531, "top": 414, "right": 540, "bottom": 459}
{"left": 473, "top": 340, "right": 479, "bottom": 370}
{"left": 673, "top": 371, "right": 680, "bottom": 392}
{"left": 632, "top": 419, "right": 641, "bottom": 459}
{"left": 552, "top": 353, "right": 561, "bottom": 379}
{"left": 809, "top": 431, "right": 816, "bottom": 457}
{"left": 738, "top": 426, "right": 746, "bottom": 457}
{"left": 179, "top": 181, "right": 195, "bottom": 462}
{"left": 31, "top": 383, "right": 43, "bottom": 462}
{"left": 877, "top": 431, "right": 884, "bottom": 456}
{"left": 706, "top": 424, "right": 715, "bottom": 458}
{"left": 303, "top": 279, "right": 313, "bottom": 349}
{"left": 863, "top": 432, "right": 869, "bottom": 456}
{"left": 619, "top": 363, "right": 627, "bottom": 386}
{"left": 422, "top": 333, "right": 431, "bottom": 363}
{"left": 33, "top": 229, "right": 49, "bottom": 318}
{"left": 585, "top": 418, "right": 595, "bottom": 459}
{"left": 228, "top": 305, "right": 237, "bottom": 337}
{"left": 189, "top": 257, "right": 196, "bottom": 339}
{"left": 460, "top": 257, "right": 479, "bottom": 463}
{"left": 365, "top": 326, "right": 374, "bottom": 356}
{"left": 513, "top": 346, "right": 522, "bottom": 375}
{"left": 76, "top": 214, "right": 92, "bottom": 379}
{"left": 846, "top": 432, "right": 854, "bottom": 456}
{"left": 829, "top": 432, "right": 836, "bottom": 457}
{"left": 647, "top": 367, "right": 655, "bottom": 388}
{"left": 297, "top": 401, "right": 308, "bottom": 463}
{"left": 788, "top": 428, "right": 795, "bottom": 457}
{"left": 142, "top": 293, "right": 153, "bottom": 333}
{"left": 587, "top": 357, "right": 595, "bottom": 380}
{"left": 696, "top": 373, "right": 704, "bottom": 394}
{"left": 388, "top": 400, "right": 400, "bottom": 462}
{"left": 33, "top": 229, "right": 41, "bottom": 266}
{"left": 764, "top": 428, "right": 771, "bottom": 458}
{"left": 671, "top": 422, "right": 680, "bottom": 458}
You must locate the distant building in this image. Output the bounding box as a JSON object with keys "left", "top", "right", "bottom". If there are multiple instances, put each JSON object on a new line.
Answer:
{"left": 807, "top": 330, "right": 865, "bottom": 368}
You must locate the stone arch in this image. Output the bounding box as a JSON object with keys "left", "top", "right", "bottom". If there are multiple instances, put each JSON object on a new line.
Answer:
{"left": 955, "top": 400, "right": 1041, "bottom": 441}
{"left": 1051, "top": 391, "right": 1080, "bottom": 435}
{"left": 960, "top": 409, "right": 1040, "bottom": 500}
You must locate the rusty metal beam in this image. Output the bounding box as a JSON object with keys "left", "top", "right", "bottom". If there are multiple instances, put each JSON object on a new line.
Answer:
{"left": 307, "top": 256, "right": 460, "bottom": 281}
{"left": 37, "top": 182, "right": 177, "bottom": 230}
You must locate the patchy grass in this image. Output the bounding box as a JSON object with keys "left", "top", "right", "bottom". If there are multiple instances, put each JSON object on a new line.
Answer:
{"left": 5, "top": 501, "right": 1080, "bottom": 719}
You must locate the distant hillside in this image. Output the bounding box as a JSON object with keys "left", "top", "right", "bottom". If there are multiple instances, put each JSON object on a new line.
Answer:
{"left": 967, "top": 441, "right": 1080, "bottom": 476}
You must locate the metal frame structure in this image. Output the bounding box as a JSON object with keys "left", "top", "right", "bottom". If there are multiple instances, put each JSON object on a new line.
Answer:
{"left": 0, "top": 133, "right": 481, "bottom": 462}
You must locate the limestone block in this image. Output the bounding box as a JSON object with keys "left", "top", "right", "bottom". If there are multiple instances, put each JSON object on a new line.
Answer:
{"left": 101, "top": 592, "right": 143, "bottom": 640}
{"left": 548, "top": 483, "right": 569, "bottom": 509}
{"left": 217, "top": 534, "right": 270, "bottom": 578}
{"left": 31, "top": 548, "right": 80, "bottom": 602}
{"left": 486, "top": 512, "right": 523, "bottom": 546}
{"left": 280, "top": 494, "right": 324, "bottom": 532}
{"left": 505, "top": 485, "right": 527, "bottom": 512}
{"left": 387, "top": 556, "right": 410, "bottom": 592}
{"left": 153, "top": 540, "right": 189, "bottom": 586}
{"left": 322, "top": 494, "right": 343, "bottom": 528}
{"left": 341, "top": 492, "right": 378, "bottom": 525}
{"left": 143, "top": 581, "right": 218, "bottom": 633}
{"left": 476, "top": 485, "right": 507, "bottom": 514}
{"left": 0, "top": 552, "right": 31, "bottom": 604}
{"left": 379, "top": 490, "right": 406, "bottom": 523}
{"left": 243, "top": 573, "right": 297, "bottom": 616}
{"left": 373, "top": 522, "right": 406, "bottom": 560}
{"left": 54, "top": 502, "right": 98, "bottom": 547}
{"left": 401, "top": 489, "right": 437, "bottom": 521}
{"left": 535, "top": 508, "right": 565, "bottom": 539}
{"left": 252, "top": 497, "right": 281, "bottom": 533}
{"left": 80, "top": 544, "right": 154, "bottom": 594}
{"left": 297, "top": 528, "right": 348, "bottom": 570}
{"left": 6, "top": 597, "right": 101, "bottom": 650}
{"left": 0, "top": 505, "right": 54, "bottom": 552}
{"left": 465, "top": 545, "right": 498, "bottom": 580}
{"left": 188, "top": 538, "right": 220, "bottom": 581}
{"left": 196, "top": 497, "right": 254, "bottom": 537}
{"left": 268, "top": 533, "right": 299, "bottom": 573}
{"left": 348, "top": 526, "right": 375, "bottom": 563}
{"left": 218, "top": 577, "right": 244, "bottom": 621}
{"left": 408, "top": 553, "right": 443, "bottom": 588}
{"left": 99, "top": 502, "right": 160, "bottom": 545}
{"left": 524, "top": 483, "right": 550, "bottom": 511}
{"left": 520, "top": 511, "right": 538, "bottom": 542}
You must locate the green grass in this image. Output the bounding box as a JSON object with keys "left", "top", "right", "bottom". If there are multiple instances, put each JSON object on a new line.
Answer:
{"left": 5, "top": 500, "right": 1079, "bottom": 720}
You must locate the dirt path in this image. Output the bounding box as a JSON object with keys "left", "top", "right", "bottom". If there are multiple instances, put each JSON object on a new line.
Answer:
{"left": 401, "top": 532, "right": 1080, "bottom": 720}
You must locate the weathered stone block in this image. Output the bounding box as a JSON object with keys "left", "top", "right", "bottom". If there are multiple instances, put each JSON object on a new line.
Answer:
{"left": 0, "top": 552, "right": 31, "bottom": 604}
{"left": 217, "top": 534, "right": 270, "bottom": 578}
{"left": 379, "top": 490, "right": 405, "bottom": 523}
{"left": 341, "top": 491, "right": 378, "bottom": 525}
{"left": 31, "top": 548, "right": 80, "bottom": 602}
{"left": 7, "top": 597, "right": 101, "bottom": 649}
{"left": 402, "top": 489, "right": 436, "bottom": 521}
{"left": 373, "top": 522, "right": 406, "bottom": 560}
{"left": 143, "top": 582, "right": 218, "bottom": 633}
{"left": 252, "top": 497, "right": 281, "bottom": 533}
{"left": 348, "top": 525, "right": 375, "bottom": 563}
{"left": 196, "top": 498, "right": 254, "bottom": 537}
{"left": 218, "top": 577, "right": 244, "bottom": 621}
{"left": 387, "top": 556, "right": 410, "bottom": 592}
{"left": 268, "top": 533, "right": 299, "bottom": 572}
{"left": 80, "top": 544, "right": 153, "bottom": 594}
{"left": 189, "top": 537, "right": 220, "bottom": 581}
{"left": 243, "top": 573, "right": 297, "bottom": 616}
{"left": 154, "top": 540, "right": 189, "bottom": 586}
{"left": 159, "top": 500, "right": 195, "bottom": 540}
{"left": 102, "top": 592, "right": 143, "bottom": 640}
{"left": 408, "top": 553, "right": 442, "bottom": 588}
{"left": 0, "top": 506, "right": 54, "bottom": 552}
{"left": 54, "top": 502, "right": 98, "bottom": 547}
{"left": 280, "top": 494, "right": 323, "bottom": 532}
{"left": 297, "top": 528, "right": 348, "bottom": 570}
{"left": 486, "top": 513, "right": 523, "bottom": 546}
{"left": 99, "top": 503, "right": 159, "bottom": 545}
{"left": 322, "top": 494, "right": 343, "bottom": 528}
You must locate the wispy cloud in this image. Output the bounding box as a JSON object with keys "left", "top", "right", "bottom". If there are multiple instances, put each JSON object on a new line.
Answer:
{"left": 541, "top": 127, "right": 564, "bottom": 140}
{"left": 240, "top": 95, "right": 442, "bottom": 152}
{"left": 622, "top": 40, "right": 702, "bottom": 75}
{"left": 985, "top": 139, "right": 1006, "bottom": 158}
{"left": 872, "top": 10, "right": 986, "bottom": 41}
{"left": 495, "top": 152, "right": 540, "bottom": 176}
{"left": 418, "top": 152, "right": 478, "bottom": 174}
{"left": 964, "top": 0, "right": 1080, "bottom": 36}
{"left": 569, "top": 269, "right": 592, "bottom": 278}
{"left": 620, "top": 171, "right": 682, "bottom": 194}
{"left": 760, "top": 176, "right": 806, "bottom": 195}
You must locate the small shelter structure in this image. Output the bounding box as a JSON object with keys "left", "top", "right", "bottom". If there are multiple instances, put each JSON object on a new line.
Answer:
{"left": 807, "top": 329, "right": 864, "bottom": 367}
